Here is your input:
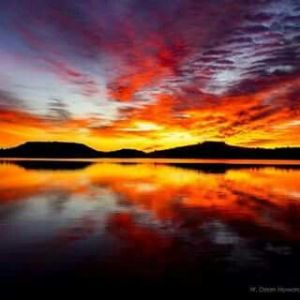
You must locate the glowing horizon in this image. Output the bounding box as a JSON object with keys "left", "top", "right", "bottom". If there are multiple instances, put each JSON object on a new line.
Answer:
{"left": 0, "top": 1, "right": 300, "bottom": 151}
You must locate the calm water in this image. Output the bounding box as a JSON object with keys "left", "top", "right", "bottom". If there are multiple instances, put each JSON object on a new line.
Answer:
{"left": 1, "top": 159, "right": 300, "bottom": 296}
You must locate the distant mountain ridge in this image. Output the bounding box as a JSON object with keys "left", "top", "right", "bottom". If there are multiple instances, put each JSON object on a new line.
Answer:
{"left": 0, "top": 141, "right": 146, "bottom": 158}
{"left": 150, "top": 141, "right": 300, "bottom": 159}
{"left": 0, "top": 141, "right": 300, "bottom": 159}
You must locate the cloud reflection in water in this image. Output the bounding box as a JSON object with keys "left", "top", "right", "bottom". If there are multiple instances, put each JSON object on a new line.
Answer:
{"left": 0, "top": 161, "right": 300, "bottom": 293}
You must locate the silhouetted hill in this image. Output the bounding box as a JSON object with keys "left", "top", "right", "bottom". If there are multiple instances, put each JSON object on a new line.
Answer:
{"left": 0, "top": 141, "right": 300, "bottom": 159}
{"left": 103, "top": 149, "right": 146, "bottom": 158}
{"left": 0, "top": 142, "right": 101, "bottom": 158}
{"left": 150, "top": 141, "right": 300, "bottom": 159}
{"left": 0, "top": 142, "right": 146, "bottom": 158}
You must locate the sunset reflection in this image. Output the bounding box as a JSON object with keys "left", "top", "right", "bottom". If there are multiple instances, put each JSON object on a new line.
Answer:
{"left": 1, "top": 161, "right": 300, "bottom": 293}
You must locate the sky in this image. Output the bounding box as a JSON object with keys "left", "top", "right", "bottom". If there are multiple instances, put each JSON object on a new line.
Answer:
{"left": 0, "top": 0, "right": 299, "bottom": 151}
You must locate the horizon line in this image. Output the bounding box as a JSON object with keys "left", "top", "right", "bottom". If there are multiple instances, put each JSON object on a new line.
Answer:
{"left": 1, "top": 140, "right": 300, "bottom": 153}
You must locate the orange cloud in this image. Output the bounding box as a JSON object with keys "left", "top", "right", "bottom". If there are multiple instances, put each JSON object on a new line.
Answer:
{"left": 1, "top": 74, "right": 300, "bottom": 151}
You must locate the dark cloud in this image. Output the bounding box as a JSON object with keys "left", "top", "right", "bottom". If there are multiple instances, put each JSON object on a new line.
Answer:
{"left": 246, "top": 12, "right": 274, "bottom": 22}
{"left": 0, "top": 90, "right": 26, "bottom": 110}
{"left": 45, "top": 98, "right": 72, "bottom": 122}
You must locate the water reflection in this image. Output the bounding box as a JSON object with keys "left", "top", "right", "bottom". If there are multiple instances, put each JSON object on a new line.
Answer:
{"left": 0, "top": 160, "right": 300, "bottom": 294}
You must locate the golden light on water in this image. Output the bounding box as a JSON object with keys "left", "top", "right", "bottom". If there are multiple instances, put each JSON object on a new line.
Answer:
{"left": 1, "top": 161, "right": 300, "bottom": 237}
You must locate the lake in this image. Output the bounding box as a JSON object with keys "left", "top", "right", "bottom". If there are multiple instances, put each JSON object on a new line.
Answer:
{"left": 0, "top": 159, "right": 300, "bottom": 296}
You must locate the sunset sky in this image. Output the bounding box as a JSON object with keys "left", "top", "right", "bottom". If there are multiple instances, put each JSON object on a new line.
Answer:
{"left": 0, "top": 0, "right": 299, "bottom": 151}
